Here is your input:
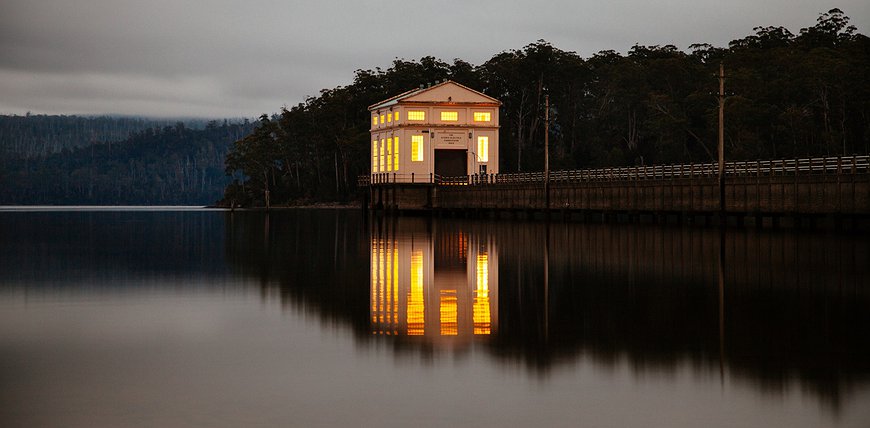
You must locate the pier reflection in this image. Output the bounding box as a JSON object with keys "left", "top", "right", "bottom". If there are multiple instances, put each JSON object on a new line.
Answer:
{"left": 370, "top": 218, "right": 497, "bottom": 345}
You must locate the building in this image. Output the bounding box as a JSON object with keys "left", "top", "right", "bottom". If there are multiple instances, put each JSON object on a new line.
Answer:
{"left": 369, "top": 80, "right": 500, "bottom": 180}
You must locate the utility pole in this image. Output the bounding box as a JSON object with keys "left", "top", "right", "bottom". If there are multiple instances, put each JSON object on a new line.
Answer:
{"left": 544, "top": 94, "right": 550, "bottom": 210}
{"left": 718, "top": 62, "right": 726, "bottom": 218}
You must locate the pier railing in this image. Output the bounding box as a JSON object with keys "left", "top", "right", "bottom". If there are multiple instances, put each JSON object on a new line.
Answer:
{"left": 359, "top": 155, "right": 869, "bottom": 187}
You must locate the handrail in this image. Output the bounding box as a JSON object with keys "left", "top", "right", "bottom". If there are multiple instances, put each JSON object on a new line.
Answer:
{"left": 358, "top": 155, "right": 869, "bottom": 187}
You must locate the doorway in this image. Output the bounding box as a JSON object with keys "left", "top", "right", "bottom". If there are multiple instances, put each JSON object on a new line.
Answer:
{"left": 434, "top": 149, "right": 467, "bottom": 177}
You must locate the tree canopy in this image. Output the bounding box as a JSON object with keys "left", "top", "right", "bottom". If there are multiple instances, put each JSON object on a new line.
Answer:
{"left": 223, "top": 9, "right": 869, "bottom": 206}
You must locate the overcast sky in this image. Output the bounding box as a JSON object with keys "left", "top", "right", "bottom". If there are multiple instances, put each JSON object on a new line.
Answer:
{"left": 1, "top": 0, "right": 867, "bottom": 118}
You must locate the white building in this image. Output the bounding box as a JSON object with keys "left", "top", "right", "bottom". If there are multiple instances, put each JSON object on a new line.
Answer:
{"left": 369, "top": 80, "right": 500, "bottom": 180}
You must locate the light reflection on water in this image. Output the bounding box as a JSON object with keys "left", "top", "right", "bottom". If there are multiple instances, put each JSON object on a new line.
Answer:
{"left": 1, "top": 209, "right": 869, "bottom": 427}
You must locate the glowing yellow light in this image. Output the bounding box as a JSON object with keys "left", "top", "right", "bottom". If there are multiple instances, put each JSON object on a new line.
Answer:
{"left": 372, "top": 140, "right": 378, "bottom": 172}
{"left": 371, "top": 240, "right": 378, "bottom": 324}
{"left": 408, "top": 250, "right": 425, "bottom": 335}
{"left": 372, "top": 115, "right": 378, "bottom": 126}
{"left": 408, "top": 111, "right": 425, "bottom": 121}
{"left": 411, "top": 135, "right": 424, "bottom": 162}
{"left": 385, "top": 243, "right": 391, "bottom": 329}
{"left": 380, "top": 114, "right": 385, "bottom": 125}
{"left": 393, "top": 245, "right": 398, "bottom": 328}
{"left": 379, "top": 139, "right": 385, "bottom": 172}
{"left": 394, "top": 111, "right": 399, "bottom": 122}
{"left": 476, "top": 254, "right": 489, "bottom": 293}
{"left": 377, "top": 241, "right": 385, "bottom": 327}
{"left": 387, "top": 113, "right": 392, "bottom": 123}
{"left": 440, "top": 111, "right": 458, "bottom": 121}
{"left": 393, "top": 137, "right": 399, "bottom": 171}
{"left": 386, "top": 138, "right": 392, "bottom": 171}
{"left": 477, "top": 136, "right": 489, "bottom": 162}
{"left": 473, "top": 253, "right": 491, "bottom": 335}
{"left": 440, "top": 290, "right": 458, "bottom": 336}
{"left": 473, "top": 112, "right": 491, "bottom": 122}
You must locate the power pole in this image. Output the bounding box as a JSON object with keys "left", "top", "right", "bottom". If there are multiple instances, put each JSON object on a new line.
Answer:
{"left": 718, "top": 63, "right": 726, "bottom": 218}
{"left": 544, "top": 94, "right": 550, "bottom": 210}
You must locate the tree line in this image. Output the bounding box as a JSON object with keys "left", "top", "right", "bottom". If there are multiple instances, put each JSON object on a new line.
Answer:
{"left": 224, "top": 9, "right": 869, "bottom": 207}
{"left": 1, "top": 121, "right": 253, "bottom": 205}
{"left": 0, "top": 114, "right": 234, "bottom": 159}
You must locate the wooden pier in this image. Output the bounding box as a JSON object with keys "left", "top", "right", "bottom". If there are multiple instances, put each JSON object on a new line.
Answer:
{"left": 361, "top": 155, "right": 870, "bottom": 225}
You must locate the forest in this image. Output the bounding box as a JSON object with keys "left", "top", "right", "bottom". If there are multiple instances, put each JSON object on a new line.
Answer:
{"left": 0, "top": 114, "right": 224, "bottom": 159}
{"left": 1, "top": 121, "right": 253, "bottom": 205}
{"left": 223, "top": 9, "right": 869, "bottom": 207}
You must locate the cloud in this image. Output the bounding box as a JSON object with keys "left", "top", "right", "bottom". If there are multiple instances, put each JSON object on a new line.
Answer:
{"left": 0, "top": 0, "right": 867, "bottom": 118}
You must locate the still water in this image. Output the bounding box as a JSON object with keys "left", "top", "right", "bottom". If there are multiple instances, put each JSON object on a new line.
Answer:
{"left": 1, "top": 209, "right": 868, "bottom": 427}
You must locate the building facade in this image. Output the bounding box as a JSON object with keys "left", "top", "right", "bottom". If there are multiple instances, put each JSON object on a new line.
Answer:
{"left": 369, "top": 80, "right": 500, "bottom": 180}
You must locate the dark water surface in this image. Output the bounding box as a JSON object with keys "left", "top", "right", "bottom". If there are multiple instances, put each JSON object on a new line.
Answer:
{"left": 1, "top": 209, "right": 869, "bottom": 427}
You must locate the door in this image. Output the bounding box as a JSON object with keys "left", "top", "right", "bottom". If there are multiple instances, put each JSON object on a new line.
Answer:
{"left": 434, "top": 149, "right": 467, "bottom": 177}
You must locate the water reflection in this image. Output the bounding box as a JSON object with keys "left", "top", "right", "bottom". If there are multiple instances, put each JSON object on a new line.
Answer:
{"left": 222, "top": 211, "right": 870, "bottom": 409}
{"left": 370, "top": 218, "right": 497, "bottom": 344}
{"left": 5, "top": 209, "right": 868, "bottom": 426}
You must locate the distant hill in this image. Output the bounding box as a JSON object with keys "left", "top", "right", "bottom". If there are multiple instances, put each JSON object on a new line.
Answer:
{"left": 0, "top": 114, "right": 248, "bottom": 159}
{"left": 0, "top": 120, "right": 254, "bottom": 205}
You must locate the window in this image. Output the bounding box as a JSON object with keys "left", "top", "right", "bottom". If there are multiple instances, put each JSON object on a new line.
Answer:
{"left": 372, "top": 115, "right": 378, "bottom": 126}
{"left": 473, "top": 112, "right": 491, "bottom": 122}
{"left": 477, "top": 136, "right": 488, "bottom": 162}
{"left": 440, "top": 111, "right": 458, "bottom": 121}
{"left": 411, "top": 135, "right": 424, "bottom": 161}
{"left": 394, "top": 111, "right": 399, "bottom": 122}
{"left": 408, "top": 111, "right": 425, "bottom": 121}
{"left": 393, "top": 137, "right": 399, "bottom": 170}
{"left": 380, "top": 114, "right": 385, "bottom": 125}
{"left": 386, "top": 138, "right": 392, "bottom": 171}
{"left": 372, "top": 140, "right": 378, "bottom": 172}
{"left": 379, "top": 139, "right": 385, "bottom": 172}
{"left": 387, "top": 112, "right": 392, "bottom": 123}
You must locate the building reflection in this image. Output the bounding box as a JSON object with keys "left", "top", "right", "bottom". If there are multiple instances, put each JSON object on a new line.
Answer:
{"left": 370, "top": 218, "right": 497, "bottom": 345}
{"left": 222, "top": 210, "right": 870, "bottom": 409}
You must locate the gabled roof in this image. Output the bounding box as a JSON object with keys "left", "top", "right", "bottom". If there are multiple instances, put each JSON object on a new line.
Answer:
{"left": 368, "top": 80, "right": 500, "bottom": 110}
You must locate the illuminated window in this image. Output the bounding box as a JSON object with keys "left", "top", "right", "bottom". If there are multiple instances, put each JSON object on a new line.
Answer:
{"left": 473, "top": 112, "right": 491, "bottom": 122}
{"left": 408, "top": 250, "right": 425, "bottom": 335}
{"left": 411, "top": 135, "right": 424, "bottom": 162}
{"left": 394, "top": 111, "right": 399, "bottom": 122}
{"left": 380, "top": 114, "right": 385, "bottom": 125}
{"left": 440, "top": 111, "right": 458, "bottom": 121}
{"left": 440, "top": 290, "right": 458, "bottom": 336}
{"left": 393, "top": 137, "right": 399, "bottom": 171}
{"left": 372, "top": 140, "right": 378, "bottom": 172}
{"left": 392, "top": 247, "right": 398, "bottom": 328}
{"left": 387, "top": 112, "right": 392, "bottom": 123}
{"left": 372, "top": 115, "right": 378, "bottom": 126}
{"left": 474, "top": 253, "right": 491, "bottom": 335}
{"left": 371, "top": 240, "right": 378, "bottom": 324}
{"left": 386, "top": 138, "right": 392, "bottom": 171}
{"left": 379, "top": 139, "right": 385, "bottom": 172}
{"left": 477, "top": 136, "right": 489, "bottom": 162}
{"left": 385, "top": 243, "right": 391, "bottom": 328}
{"left": 408, "top": 111, "right": 425, "bottom": 121}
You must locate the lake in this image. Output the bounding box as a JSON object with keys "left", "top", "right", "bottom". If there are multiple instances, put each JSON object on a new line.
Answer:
{"left": 1, "top": 208, "right": 868, "bottom": 427}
